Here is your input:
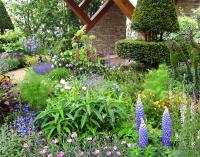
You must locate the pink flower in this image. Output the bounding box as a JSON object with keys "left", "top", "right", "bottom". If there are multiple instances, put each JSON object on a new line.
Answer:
{"left": 23, "top": 143, "right": 29, "bottom": 149}
{"left": 57, "top": 151, "right": 65, "bottom": 157}
{"left": 40, "top": 148, "right": 48, "bottom": 154}
{"left": 106, "top": 151, "right": 112, "bottom": 156}
{"left": 127, "top": 143, "right": 132, "bottom": 148}
{"left": 38, "top": 130, "right": 43, "bottom": 135}
{"left": 48, "top": 154, "right": 53, "bottom": 157}
{"left": 41, "top": 138, "right": 46, "bottom": 142}
{"left": 52, "top": 138, "right": 59, "bottom": 144}
{"left": 67, "top": 138, "right": 72, "bottom": 144}
{"left": 116, "top": 151, "right": 122, "bottom": 156}
{"left": 44, "top": 146, "right": 49, "bottom": 149}
{"left": 71, "top": 132, "right": 77, "bottom": 139}
{"left": 92, "top": 149, "right": 100, "bottom": 156}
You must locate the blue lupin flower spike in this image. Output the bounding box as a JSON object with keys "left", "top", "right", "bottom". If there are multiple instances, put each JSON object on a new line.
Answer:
{"left": 136, "top": 95, "right": 144, "bottom": 130}
{"left": 138, "top": 118, "right": 148, "bottom": 147}
{"left": 162, "top": 107, "right": 172, "bottom": 146}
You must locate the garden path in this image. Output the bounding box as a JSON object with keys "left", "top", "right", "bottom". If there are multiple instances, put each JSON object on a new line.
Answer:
{"left": 5, "top": 68, "right": 27, "bottom": 84}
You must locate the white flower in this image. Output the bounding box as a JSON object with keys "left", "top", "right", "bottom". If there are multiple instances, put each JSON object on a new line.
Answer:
{"left": 82, "top": 86, "right": 87, "bottom": 90}
{"left": 62, "top": 58, "right": 65, "bottom": 61}
{"left": 59, "top": 63, "right": 62, "bottom": 67}
{"left": 60, "top": 79, "right": 67, "bottom": 85}
{"left": 60, "top": 53, "right": 64, "bottom": 56}
{"left": 64, "top": 85, "right": 71, "bottom": 90}
{"left": 51, "top": 64, "right": 54, "bottom": 68}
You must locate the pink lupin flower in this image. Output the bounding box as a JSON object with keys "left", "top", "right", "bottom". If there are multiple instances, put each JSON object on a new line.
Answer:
{"left": 71, "top": 132, "right": 77, "bottom": 139}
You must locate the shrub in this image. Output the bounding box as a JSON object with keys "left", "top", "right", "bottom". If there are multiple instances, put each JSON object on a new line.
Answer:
{"left": 115, "top": 39, "right": 169, "bottom": 67}
{"left": 132, "top": 0, "right": 179, "bottom": 41}
{"left": 0, "top": 125, "right": 25, "bottom": 157}
{"left": 0, "top": 0, "right": 14, "bottom": 34}
{"left": 0, "top": 55, "right": 21, "bottom": 73}
{"left": 0, "top": 31, "right": 22, "bottom": 44}
{"left": 48, "top": 67, "right": 70, "bottom": 81}
{"left": 18, "top": 70, "right": 53, "bottom": 110}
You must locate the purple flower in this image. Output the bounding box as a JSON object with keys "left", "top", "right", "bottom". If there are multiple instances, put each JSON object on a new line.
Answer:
{"left": 92, "top": 149, "right": 100, "bottom": 156}
{"left": 138, "top": 119, "right": 148, "bottom": 147}
{"left": 24, "top": 39, "right": 39, "bottom": 54}
{"left": 136, "top": 95, "right": 144, "bottom": 130}
{"left": 162, "top": 107, "right": 172, "bottom": 146}
{"left": 33, "top": 63, "right": 54, "bottom": 75}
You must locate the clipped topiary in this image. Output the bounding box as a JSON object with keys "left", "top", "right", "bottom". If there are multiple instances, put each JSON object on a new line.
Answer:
{"left": 116, "top": 39, "right": 169, "bottom": 67}
{"left": 132, "top": 0, "right": 179, "bottom": 41}
{"left": 0, "top": 0, "right": 14, "bottom": 34}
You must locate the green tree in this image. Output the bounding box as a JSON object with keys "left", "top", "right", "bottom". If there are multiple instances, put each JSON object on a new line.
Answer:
{"left": 0, "top": 0, "right": 14, "bottom": 34}
{"left": 132, "top": 0, "right": 179, "bottom": 41}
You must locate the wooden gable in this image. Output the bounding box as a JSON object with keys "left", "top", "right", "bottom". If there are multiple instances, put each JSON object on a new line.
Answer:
{"left": 64, "top": 0, "right": 135, "bottom": 32}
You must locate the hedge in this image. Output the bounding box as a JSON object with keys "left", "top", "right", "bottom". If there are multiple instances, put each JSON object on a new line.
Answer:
{"left": 115, "top": 39, "right": 170, "bottom": 67}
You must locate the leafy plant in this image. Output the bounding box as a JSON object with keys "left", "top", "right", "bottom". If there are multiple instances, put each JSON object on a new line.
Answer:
{"left": 35, "top": 79, "right": 128, "bottom": 139}
{"left": 48, "top": 67, "right": 70, "bottom": 81}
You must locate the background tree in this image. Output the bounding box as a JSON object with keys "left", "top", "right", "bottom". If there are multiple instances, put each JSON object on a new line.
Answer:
{"left": 132, "top": 0, "right": 179, "bottom": 41}
{"left": 0, "top": 0, "right": 14, "bottom": 34}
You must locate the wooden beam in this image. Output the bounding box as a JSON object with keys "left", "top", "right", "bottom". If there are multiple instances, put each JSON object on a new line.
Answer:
{"left": 79, "top": 0, "right": 92, "bottom": 10}
{"left": 84, "top": 0, "right": 114, "bottom": 32}
{"left": 113, "top": 0, "right": 134, "bottom": 20}
{"left": 64, "top": 0, "right": 91, "bottom": 24}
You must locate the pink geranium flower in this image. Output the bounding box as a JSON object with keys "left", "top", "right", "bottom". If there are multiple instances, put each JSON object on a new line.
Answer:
{"left": 71, "top": 132, "right": 77, "bottom": 139}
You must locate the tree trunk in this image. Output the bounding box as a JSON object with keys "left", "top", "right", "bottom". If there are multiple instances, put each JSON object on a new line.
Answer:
{"left": 1, "top": 29, "right": 4, "bottom": 35}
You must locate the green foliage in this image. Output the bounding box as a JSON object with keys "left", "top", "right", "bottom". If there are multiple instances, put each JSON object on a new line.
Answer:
{"left": 115, "top": 39, "right": 169, "bottom": 67}
{"left": 35, "top": 79, "right": 129, "bottom": 139}
{"left": 0, "top": 0, "right": 14, "bottom": 33}
{"left": 48, "top": 67, "right": 70, "bottom": 81}
{"left": 18, "top": 70, "right": 53, "bottom": 110}
{"left": 132, "top": 0, "right": 179, "bottom": 41}
{"left": 142, "top": 64, "right": 171, "bottom": 125}
{"left": 0, "top": 125, "right": 25, "bottom": 157}
{"left": 2, "top": 41, "right": 23, "bottom": 53}
{"left": 0, "top": 31, "right": 22, "bottom": 44}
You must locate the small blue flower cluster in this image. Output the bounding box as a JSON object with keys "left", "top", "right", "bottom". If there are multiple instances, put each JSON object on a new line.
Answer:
{"left": 11, "top": 104, "right": 36, "bottom": 135}
{"left": 33, "top": 63, "right": 54, "bottom": 75}
{"left": 24, "top": 39, "right": 39, "bottom": 54}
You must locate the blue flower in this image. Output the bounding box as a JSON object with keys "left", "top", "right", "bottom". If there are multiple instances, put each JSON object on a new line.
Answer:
{"left": 138, "top": 119, "right": 148, "bottom": 147}
{"left": 162, "top": 107, "right": 172, "bottom": 146}
{"left": 33, "top": 63, "right": 54, "bottom": 75}
{"left": 136, "top": 95, "right": 144, "bottom": 130}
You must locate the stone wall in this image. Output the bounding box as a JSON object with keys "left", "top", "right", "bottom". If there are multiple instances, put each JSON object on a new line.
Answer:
{"left": 176, "top": 0, "right": 200, "bottom": 16}
{"left": 88, "top": 4, "right": 126, "bottom": 55}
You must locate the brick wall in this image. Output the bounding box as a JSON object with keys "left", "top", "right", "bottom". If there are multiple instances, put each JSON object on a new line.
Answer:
{"left": 88, "top": 4, "right": 126, "bottom": 55}
{"left": 176, "top": 0, "right": 200, "bottom": 16}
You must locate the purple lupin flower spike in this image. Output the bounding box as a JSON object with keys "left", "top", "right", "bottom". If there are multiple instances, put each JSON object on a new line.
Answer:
{"left": 162, "top": 107, "right": 172, "bottom": 146}
{"left": 136, "top": 95, "right": 144, "bottom": 130}
{"left": 138, "top": 118, "right": 148, "bottom": 147}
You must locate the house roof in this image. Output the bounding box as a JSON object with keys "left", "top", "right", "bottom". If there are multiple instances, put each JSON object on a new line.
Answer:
{"left": 64, "top": 0, "right": 135, "bottom": 32}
